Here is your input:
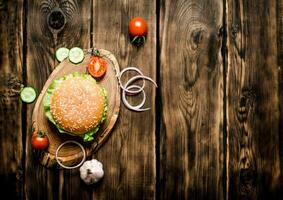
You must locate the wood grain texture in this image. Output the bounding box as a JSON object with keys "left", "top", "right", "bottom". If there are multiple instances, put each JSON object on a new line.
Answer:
{"left": 32, "top": 49, "right": 120, "bottom": 168}
{"left": 0, "top": 0, "right": 24, "bottom": 199}
{"left": 25, "top": 0, "right": 91, "bottom": 199}
{"left": 278, "top": 0, "right": 283, "bottom": 198}
{"left": 91, "top": 0, "right": 156, "bottom": 199}
{"left": 159, "top": 0, "right": 224, "bottom": 199}
{"left": 1, "top": 0, "right": 283, "bottom": 199}
{"left": 226, "top": 0, "right": 282, "bottom": 199}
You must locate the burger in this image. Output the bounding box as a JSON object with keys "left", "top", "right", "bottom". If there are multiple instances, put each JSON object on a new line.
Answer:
{"left": 43, "top": 72, "right": 107, "bottom": 142}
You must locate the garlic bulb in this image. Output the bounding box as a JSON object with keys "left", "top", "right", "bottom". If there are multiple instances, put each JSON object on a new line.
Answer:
{"left": 79, "top": 159, "right": 104, "bottom": 185}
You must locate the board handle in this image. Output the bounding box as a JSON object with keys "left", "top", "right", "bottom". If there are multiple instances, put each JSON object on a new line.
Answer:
{"left": 31, "top": 120, "right": 38, "bottom": 136}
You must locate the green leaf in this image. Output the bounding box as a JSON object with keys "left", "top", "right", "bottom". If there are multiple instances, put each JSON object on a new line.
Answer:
{"left": 83, "top": 133, "right": 94, "bottom": 142}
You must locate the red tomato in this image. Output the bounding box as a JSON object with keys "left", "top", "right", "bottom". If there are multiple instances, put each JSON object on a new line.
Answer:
{"left": 128, "top": 17, "right": 148, "bottom": 37}
{"left": 31, "top": 131, "right": 49, "bottom": 150}
{"left": 87, "top": 56, "right": 107, "bottom": 78}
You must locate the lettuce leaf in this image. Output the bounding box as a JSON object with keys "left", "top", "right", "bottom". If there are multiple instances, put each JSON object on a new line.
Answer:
{"left": 43, "top": 72, "right": 108, "bottom": 142}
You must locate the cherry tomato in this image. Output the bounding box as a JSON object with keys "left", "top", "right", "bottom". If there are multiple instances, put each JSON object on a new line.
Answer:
{"left": 31, "top": 131, "right": 49, "bottom": 150}
{"left": 128, "top": 17, "right": 148, "bottom": 37}
{"left": 87, "top": 56, "right": 107, "bottom": 78}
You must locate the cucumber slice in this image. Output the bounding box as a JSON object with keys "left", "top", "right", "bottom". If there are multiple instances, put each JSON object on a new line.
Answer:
{"left": 69, "top": 47, "right": 84, "bottom": 64}
{"left": 20, "top": 87, "right": 37, "bottom": 103}
{"left": 56, "top": 47, "right": 69, "bottom": 62}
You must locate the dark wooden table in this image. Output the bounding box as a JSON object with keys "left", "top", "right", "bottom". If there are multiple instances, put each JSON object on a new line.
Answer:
{"left": 0, "top": 0, "right": 282, "bottom": 199}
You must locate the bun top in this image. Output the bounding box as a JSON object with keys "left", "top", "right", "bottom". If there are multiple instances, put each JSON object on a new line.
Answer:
{"left": 50, "top": 76, "right": 105, "bottom": 135}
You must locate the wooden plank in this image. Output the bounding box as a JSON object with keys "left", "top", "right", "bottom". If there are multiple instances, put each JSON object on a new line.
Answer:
{"left": 159, "top": 0, "right": 224, "bottom": 199}
{"left": 226, "top": 0, "right": 282, "bottom": 199}
{"left": 0, "top": 0, "right": 24, "bottom": 199}
{"left": 278, "top": 0, "right": 283, "bottom": 198}
{"left": 91, "top": 0, "right": 156, "bottom": 199}
{"left": 25, "top": 0, "right": 91, "bottom": 199}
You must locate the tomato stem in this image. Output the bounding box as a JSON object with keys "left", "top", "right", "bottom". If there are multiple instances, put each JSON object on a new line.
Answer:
{"left": 91, "top": 48, "right": 100, "bottom": 57}
{"left": 38, "top": 130, "right": 47, "bottom": 137}
{"left": 131, "top": 36, "right": 146, "bottom": 46}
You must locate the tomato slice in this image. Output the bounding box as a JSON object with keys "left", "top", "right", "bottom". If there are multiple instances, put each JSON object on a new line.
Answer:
{"left": 87, "top": 56, "right": 107, "bottom": 78}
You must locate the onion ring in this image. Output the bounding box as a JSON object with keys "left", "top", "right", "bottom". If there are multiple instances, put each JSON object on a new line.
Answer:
{"left": 122, "top": 85, "right": 149, "bottom": 111}
{"left": 125, "top": 75, "right": 157, "bottom": 88}
{"left": 55, "top": 140, "right": 86, "bottom": 169}
{"left": 121, "top": 75, "right": 157, "bottom": 112}
{"left": 118, "top": 67, "right": 158, "bottom": 112}
{"left": 119, "top": 67, "right": 145, "bottom": 94}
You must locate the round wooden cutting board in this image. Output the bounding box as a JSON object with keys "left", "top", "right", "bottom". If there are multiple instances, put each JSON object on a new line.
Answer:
{"left": 31, "top": 49, "right": 120, "bottom": 168}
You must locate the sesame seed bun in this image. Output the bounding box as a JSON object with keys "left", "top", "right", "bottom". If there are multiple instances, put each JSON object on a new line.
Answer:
{"left": 50, "top": 76, "right": 105, "bottom": 135}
